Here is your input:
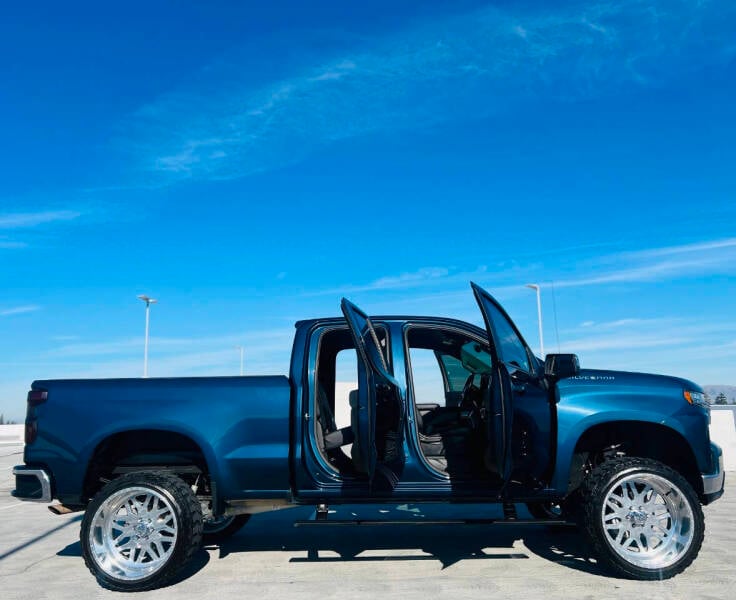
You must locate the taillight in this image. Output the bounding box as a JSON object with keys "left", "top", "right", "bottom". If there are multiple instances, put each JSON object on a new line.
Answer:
{"left": 28, "top": 390, "right": 48, "bottom": 406}
{"left": 25, "top": 421, "right": 38, "bottom": 444}
{"left": 26, "top": 389, "right": 47, "bottom": 444}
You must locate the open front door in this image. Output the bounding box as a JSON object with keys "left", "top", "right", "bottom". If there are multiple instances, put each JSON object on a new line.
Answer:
{"left": 340, "top": 299, "right": 402, "bottom": 479}
{"left": 471, "top": 282, "right": 528, "bottom": 484}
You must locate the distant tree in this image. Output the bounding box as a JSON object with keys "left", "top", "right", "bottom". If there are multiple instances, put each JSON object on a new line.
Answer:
{"left": 714, "top": 392, "right": 728, "bottom": 405}
{"left": 704, "top": 392, "right": 712, "bottom": 405}
{"left": 0, "top": 414, "right": 3, "bottom": 425}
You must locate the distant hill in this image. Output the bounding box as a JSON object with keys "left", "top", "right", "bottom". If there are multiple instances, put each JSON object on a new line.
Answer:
{"left": 704, "top": 385, "right": 736, "bottom": 405}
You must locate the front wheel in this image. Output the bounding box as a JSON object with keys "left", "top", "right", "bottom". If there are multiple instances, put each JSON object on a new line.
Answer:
{"left": 80, "top": 471, "right": 203, "bottom": 592}
{"left": 580, "top": 457, "right": 704, "bottom": 580}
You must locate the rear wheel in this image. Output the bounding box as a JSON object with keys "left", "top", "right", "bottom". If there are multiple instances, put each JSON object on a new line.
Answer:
{"left": 580, "top": 457, "right": 704, "bottom": 580}
{"left": 202, "top": 514, "right": 250, "bottom": 543}
{"left": 81, "top": 471, "right": 203, "bottom": 592}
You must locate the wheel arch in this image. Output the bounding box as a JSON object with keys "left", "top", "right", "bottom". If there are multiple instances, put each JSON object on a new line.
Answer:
{"left": 82, "top": 428, "right": 220, "bottom": 508}
{"left": 558, "top": 419, "right": 702, "bottom": 498}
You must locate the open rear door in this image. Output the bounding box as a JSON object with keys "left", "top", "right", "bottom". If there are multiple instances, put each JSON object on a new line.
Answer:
{"left": 340, "top": 298, "right": 401, "bottom": 479}
{"left": 471, "top": 282, "right": 517, "bottom": 483}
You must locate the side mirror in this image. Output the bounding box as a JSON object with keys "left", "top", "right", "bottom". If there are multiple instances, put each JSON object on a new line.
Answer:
{"left": 544, "top": 354, "right": 580, "bottom": 380}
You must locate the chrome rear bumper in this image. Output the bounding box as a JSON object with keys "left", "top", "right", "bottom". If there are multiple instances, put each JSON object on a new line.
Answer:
{"left": 12, "top": 467, "right": 52, "bottom": 503}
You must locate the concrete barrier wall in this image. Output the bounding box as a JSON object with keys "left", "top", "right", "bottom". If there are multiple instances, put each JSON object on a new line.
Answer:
{"left": 710, "top": 406, "right": 736, "bottom": 472}
{"left": 0, "top": 424, "right": 24, "bottom": 445}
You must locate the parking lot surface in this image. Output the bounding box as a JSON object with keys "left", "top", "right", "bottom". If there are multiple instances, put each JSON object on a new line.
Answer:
{"left": 1, "top": 444, "right": 733, "bottom": 600}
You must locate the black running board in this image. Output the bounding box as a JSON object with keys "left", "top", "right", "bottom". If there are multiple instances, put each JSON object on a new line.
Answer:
{"left": 294, "top": 518, "right": 569, "bottom": 527}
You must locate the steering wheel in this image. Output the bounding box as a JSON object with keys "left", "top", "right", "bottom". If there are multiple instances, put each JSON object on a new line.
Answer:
{"left": 460, "top": 373, "right": 483, "bottom": 428}
{"left": 460, "top": 373, "right": 482, "bottom": 414}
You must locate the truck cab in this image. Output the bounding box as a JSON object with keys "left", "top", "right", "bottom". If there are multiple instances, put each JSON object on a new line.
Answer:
{"left": 293, "top": 284, "right": 552, "bottom": 501}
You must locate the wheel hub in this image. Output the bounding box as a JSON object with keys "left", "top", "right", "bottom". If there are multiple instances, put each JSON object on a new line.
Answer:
{"left": 134, "top": 519, "right": 154, "bottom": 538}
{"left": 625, "top": 508, "right": 648, "bottom": 527}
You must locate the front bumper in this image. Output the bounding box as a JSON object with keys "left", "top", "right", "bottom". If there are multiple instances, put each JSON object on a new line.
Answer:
{"left": 701, "top": 443, "right": 725, "bottom": 504}
{"left": 12, "top": 466, "right": 52, "bottom": 502}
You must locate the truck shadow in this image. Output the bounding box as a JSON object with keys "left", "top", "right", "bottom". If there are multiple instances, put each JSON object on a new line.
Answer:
{"left": 55, "top": 505, "right": 610, "bottom": 582}
{"left": 213, "top": 505, "right": 609, "bottom": 578}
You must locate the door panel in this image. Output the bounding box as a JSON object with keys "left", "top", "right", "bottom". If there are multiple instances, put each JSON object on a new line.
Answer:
{"left": 340, "top": 299, "right": 402, "bottom": 479}
{"left": 471, "top": 282, "right": 519, "bottom": 483}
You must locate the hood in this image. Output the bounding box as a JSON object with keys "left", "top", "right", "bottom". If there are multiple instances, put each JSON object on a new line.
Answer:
{"left": 559, "top": 368, "right": 702, "bottom": 394}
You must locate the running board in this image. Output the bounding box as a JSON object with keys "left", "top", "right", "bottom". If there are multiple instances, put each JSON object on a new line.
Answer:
{"left": 294, "top": 518, "right": 569, "bottom": 527}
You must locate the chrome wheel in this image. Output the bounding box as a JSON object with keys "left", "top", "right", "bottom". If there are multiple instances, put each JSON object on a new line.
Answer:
{"left": 88, "top": 486, "right": 178, "bottom": 581}
{"left": 600, "top": 473, "right": 694, "bottom": 570}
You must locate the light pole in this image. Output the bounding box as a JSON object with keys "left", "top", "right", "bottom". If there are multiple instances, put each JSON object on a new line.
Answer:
{"left": 137, "top": 295, "right": 158, "bottom": 378}
{"left": 525, "top": 284, "right": 544, "bottom": 358}
{"left": 234, "top": 345, "right": 244, "bottom": 376}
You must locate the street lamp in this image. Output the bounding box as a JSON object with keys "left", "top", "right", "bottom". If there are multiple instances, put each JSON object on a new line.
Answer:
{"left": 234, "top": 345, "right": 244, "bottom": 376}
{"left": 137, "top": 295, "right": 158, "bottom": 378}
{"left": 525, "top": 284, "right": 544, "bottom": 358}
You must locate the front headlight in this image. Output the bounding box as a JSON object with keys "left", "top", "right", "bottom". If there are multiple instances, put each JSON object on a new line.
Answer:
{"left": 684, "top": 389, "right": 708, "bottom": 407}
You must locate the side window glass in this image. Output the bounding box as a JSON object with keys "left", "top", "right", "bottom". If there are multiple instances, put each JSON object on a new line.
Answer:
{"left": 486, "top": 303, "right": 531, "bottom": 372}
{"left": 408, "top": 348, "right": 447, "bottom": 406}
{"left": 438, "top": 353, "right": 472, "bottom": 392}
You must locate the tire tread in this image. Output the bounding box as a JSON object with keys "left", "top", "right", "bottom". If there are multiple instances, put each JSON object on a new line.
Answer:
{"left": 580, "top": 457, "right": 704, "bottom": 580}
{"left": 80, "top": 471, "right": 203, "bottom": 592}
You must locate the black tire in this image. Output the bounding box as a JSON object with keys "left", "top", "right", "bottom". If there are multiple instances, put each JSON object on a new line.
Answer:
{"left": 580, "top": 457, "right": 704, "bottom": 580}
{"left": 202, "top": 514, "right": 250, "bottom": 544}
{"left": 80, "top": 471, "right": 203, "bottom": 592}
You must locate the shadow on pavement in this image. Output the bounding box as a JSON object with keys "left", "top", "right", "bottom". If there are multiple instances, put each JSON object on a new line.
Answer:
{"left": 209, "top": 505, "right": 610, "bottom": 576}
{"left": 52, "top": 504, "right": 611, "bottom": 583}
{"left": 0, "top": 514, "right": 82, "bottom": 561}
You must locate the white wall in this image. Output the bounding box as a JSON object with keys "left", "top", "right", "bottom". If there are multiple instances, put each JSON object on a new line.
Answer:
{"left": 710, "top": 406, "right": 736, "bottom": 472}
{"left": 0, "top": 424, "right": 24, "bottom": 445}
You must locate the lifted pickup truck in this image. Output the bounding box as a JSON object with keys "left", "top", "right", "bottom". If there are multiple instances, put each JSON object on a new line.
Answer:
{"left": 13, "top": 283, "right": 724, "bottom": 590}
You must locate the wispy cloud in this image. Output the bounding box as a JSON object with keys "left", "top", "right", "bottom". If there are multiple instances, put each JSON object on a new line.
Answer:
{"left": 0, "top": 236, "right": 27, "bottom": 249}
{"left": 35, "top": 328, "right": 296, "bottom": 379}
{"left": 0, "top": 210, "right": 81, "bottom": 229}
{"left": 559, "top": 316, "right": 736, "bottom": 369}
{"left": 305, "top": 267, "right": 454, "bottom": 297}
{"left": 622, "top": 237, "right": 736, "bottom": 259}
{"left": 123, "top": 1, "right": 736, "bottom": 184}
{"left": 0, "top": 305, "right": 41, "bottom": 317}
{"left": 552, "top": 237, "right": 736, "bottom": 289}
{"left": 43, "top": 328, "right": 294, "bottom": 360}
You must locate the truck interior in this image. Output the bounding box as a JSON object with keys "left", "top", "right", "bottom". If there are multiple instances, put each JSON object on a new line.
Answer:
{"left": 313, "top": 326, "right": 402, "bottom": 476}
{"left": 312, "top": 323, "right": 499, "bottom": 482}
{"left": 405, "top": 326, "right": 492, "bottom": 479}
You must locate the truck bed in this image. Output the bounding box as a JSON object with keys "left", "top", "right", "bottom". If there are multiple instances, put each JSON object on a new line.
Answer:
{"left": 27, "top": 375, "right": 292, "bottom": 504}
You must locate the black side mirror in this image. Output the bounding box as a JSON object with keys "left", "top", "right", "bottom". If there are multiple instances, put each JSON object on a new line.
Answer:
{"left": 544, "top": 354, "right": 580, "bottom": 380}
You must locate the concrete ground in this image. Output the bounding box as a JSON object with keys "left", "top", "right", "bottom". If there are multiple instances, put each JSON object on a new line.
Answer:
{"left": 1, "top": 444, "right": 733, "bottom": 600}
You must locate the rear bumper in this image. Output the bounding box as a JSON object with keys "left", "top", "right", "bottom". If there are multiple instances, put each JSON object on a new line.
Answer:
{"left": 701, "top": 443, "right": 725, "bottom": 505}
{"left": 12, "top": 466, "right": 52, "bottom": 503}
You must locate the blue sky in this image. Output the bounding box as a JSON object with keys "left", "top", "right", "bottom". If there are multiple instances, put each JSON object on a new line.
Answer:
{"left": 1, "top": 0, "right": 735, "bottom": 420}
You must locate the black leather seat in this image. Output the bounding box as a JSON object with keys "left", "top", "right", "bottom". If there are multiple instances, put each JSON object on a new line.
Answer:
{"left": 315, "top": 383, "right": 354, "bottom": 451}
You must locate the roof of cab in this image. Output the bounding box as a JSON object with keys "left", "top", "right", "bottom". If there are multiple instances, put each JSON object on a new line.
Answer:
{"left": 294, "top": 315, "right": 485, "bottom": 333}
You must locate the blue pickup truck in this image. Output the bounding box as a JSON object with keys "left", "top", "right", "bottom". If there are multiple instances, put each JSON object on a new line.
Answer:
{"left": 13, "top": 283, "right": 724, "bottom": 590}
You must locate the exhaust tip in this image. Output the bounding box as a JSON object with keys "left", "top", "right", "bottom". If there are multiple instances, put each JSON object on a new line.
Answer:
{"left": 48, "top": 504, "right": 77, "bottom": 515}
